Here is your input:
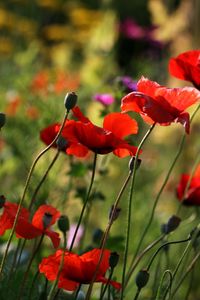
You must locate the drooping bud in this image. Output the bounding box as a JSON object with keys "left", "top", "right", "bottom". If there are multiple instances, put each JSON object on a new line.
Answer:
{"left": 129, "top": 157, "right": 141, "bottom": 172}
{"left": 0, "top": 195, "right": 6, "bottom": 208}
{"left": 56, "top": 136, "right": 68, "bottom": 151}
{"left": 135, "top": 269, "right": 149, "bottom": 289}
{"left": 64, "top": 92, "right": 78, "bottom": 112}
{"left": 109, "top": 205, "right": 121, "bottom": 222}
{"left": 109, "top": 252, "right": 119, "bottom": 269}
{"left": 58, "top": 215, "right": 70, "bottom": 233}
{"left": 162, "top": 215, "right": 181, "bottom": 234}
{"left": 0, "top": 113, "right": 6, "bottom": 129}
{"left": 92, "top": 228, "right": 103, "bottom": 245}
{"left": 42, "top": 213, "right": 53, "bottom": 229}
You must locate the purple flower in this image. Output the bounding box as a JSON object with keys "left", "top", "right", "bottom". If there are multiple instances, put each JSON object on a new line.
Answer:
{"left": 119, "top": 19, "right": 145, "bottom": 40}
{"left": 67, "top": 224, "right": 84, "bottom": 249}
{"left": 93, "top": 93, "right": 115, "bottom": 106}
{"left": 118, "top": 76, "right": 137, "bottom": 93}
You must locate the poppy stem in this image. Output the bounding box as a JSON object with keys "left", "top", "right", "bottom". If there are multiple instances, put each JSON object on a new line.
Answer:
{"left": 99, "top": 269, "right": 113, "bottom": 300}
{"left": 85, "top": 169, "right": 132, "bottom": 300}
{"left": 124, "top": 234, "right": 165, "bottom": 288}
{"left": 154, "top": 270, "right": 173, "bottom": 300}
{"left": 47, "top": 232, "right": 67, "bottom": 300}
{"left": 128, "top": 103, "right": 200, "bottom": 275}
{"left": 28, "top": 270, "right": 39, "bottom": 300}
{"left": 29, "top": 149, "right": 60, "bottom": 212}
{"left": 17, "top": 234, "right": 45, "bottom": 300}
{"left": 121, "top": 123, "right": 156, "bottom": 300}
{"left": 172, "top": 251, "right": 200, "bottom": 298}
{"left": 0, "top": 111, "right": 69, "bottom": 277}
{"left": 69, "top": 152, "right": 98, "bottom": 252}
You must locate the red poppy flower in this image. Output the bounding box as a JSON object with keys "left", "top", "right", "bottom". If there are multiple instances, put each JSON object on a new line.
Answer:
{"left": 0, "top": 200, "right": 60, "bottom": 248}
{"left": 121, "top": 77, "right": 200, "bottom": 133}
{"left": 62, "top": 107, "right": 139, "bottom": 158}
{"left": 16, "top": 205, "right": 60, "bottom": 248}
{"left": 176, "top": 165, "right": 200, "bottom": 206}
{"left": 169, "top": 50, "right": 200, "bottom": 89}
{"left": 39, "top": 248, "right": 121, "bottom": 291}
{"left": 40, "top": 106, "right": 139, "bottom": 158}
{"left": 0, "top": 198, "right": 29, "bottom": 236}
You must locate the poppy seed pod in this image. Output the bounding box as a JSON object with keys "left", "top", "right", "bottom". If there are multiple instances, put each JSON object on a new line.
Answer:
{"left": 56, "top": 136, "right": 68, "bottom": 151}
{"left": 109, "top": 252, "right": 119, "bottom": 269}
{"left": 0, "top": 113, "right": 6, "bottom": 129}
{"left": 0, "top": 195, "right": 6, "bottom": 208}
{"left": 64, "top": 92, "right": 78, "bottom": 111}
{"left": 129, "top": 157, "right": 141, "bottom": 172}
{"left": 58, "top": 215, "right": 70, "bottom": 233}
{"left": 163, "top": 215, "right": 181, "bottom": 234}
{"left": 43, "top": 213, "right": 53, "bottom": 229}
{"left": 135, "top": 269, "right": 149, "bottom": 289}
{"left": 92, "top": 228, "right": 103, "bottom": 245}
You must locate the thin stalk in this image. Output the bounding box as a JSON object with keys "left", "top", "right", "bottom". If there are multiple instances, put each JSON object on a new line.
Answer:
{"left": 184, "top": 267, "right": 195, "bottom": 300}
{"left": 17, "top": 234, "right": 45, "bottom": 300}
{"left": 28, "top": 271, "right": 39, "bottom": 300}
{"left": 163, "top": 241, "right": 191, "bottom": 300}
{"left": 69, "top": 153, "right": 97, "bottom": 251}
{"left": 0, "top": 111, "right": 69, "bottom": 276}
{"left": 125, "top": 234, "right": 164, "bottom": 287}
{"left": 130, "top": 103, "right": 200, "bottom": 271}
{"left": 121, "top": 123, "right": 155, "bottom": 300}
{"left": 29, "top": 150, "right": 60, "bottom": 212}
{"left": 172, "top": 251, "right": 200, "bottom": 297}
{"left": 99, "top": 269, "right": 113, "bottom": 300}
{"left": 47, "top": 232, "right": 67, "bottom": 300}
{"left": 85, "top": 170, "right": 132, "bottom": 300}
{"left": 155, "top": 270, "right": 173, "bottom": 300}
{"left": 133, "top": 288, "right": 141, "bottom": 300}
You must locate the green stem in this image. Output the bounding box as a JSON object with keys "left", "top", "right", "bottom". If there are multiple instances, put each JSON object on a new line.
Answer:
{"left": 28, "top": 271, "right": 39, "bottom": 300}
{"left": 121, "top": 123, "right": 155, "bottom": 300}
{"left": 125, "top": 234, "right": 165, "bottom": 288}
{"left": 17, "top": 234, "right": 45, "bottom": 300}
{"left": 69, "top": 153, "right": 98, "bottom": 251}
{"left": 47, "top": 232, "right": 67, "bottom": 300}
{"left": 0, "top": 111, "right": 69, "bottom": 276}
{"left": 155, "top": 270, "right": 173, "bottom": 300}
{"left": 172, "top": 251, "right": 200, "bottom": 297}
{"left": 99, "top": 269, "right": 113, "bottom": 300}
{"left": 133, "top": 288, "right": 141, "bottom": 300}
{"left": 130, "top": 104, "right": 200, "bottom": 270}
{"left": 85, "top": 170, "right": 132, "bottom": 300}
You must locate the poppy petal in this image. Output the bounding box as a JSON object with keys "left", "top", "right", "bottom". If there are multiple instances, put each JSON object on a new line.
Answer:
{"left": 72, "top": 106, "right": 90, "bottom": 123}
{"left": 45, "top": 230, "right": 60, "bottom": 249}
{"left": 32, "top": 205, "right": 60, "bottom": 230}
{"left": 66, "top": 143, "right": 89, "bottom": 157}
{"left": 103, "top": 112, "right": 138, "bottom": 138}
{"left": 98, "top": 276, "right": 121, "bottom": 290}
{"left": 58, "top": 277, "right": 79, "bottom": 291}
{"left": 16, "top": 219, "right": 42, "bottom": 239}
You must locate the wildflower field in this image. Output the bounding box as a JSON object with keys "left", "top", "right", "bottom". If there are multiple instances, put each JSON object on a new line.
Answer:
{"left": 0, "top": 1, "right": 200, "bottom": 300}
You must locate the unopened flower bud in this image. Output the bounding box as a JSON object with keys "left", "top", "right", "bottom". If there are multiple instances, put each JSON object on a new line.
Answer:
{"left": 56, "top": 136, "right": 68, "bottom": 151}
{"left": 0, "top": 195, "right": 6, "bottom": 208}
{"left": 162, "top": 215, "right": 181, "bottom": 234}
{"left": 129, "top": 157, "right": 141, "bottom": 172}
{"left": 109, "top": 205, "right": 121, "bottom": 222}
{"left": 58, "top": 215, "right": 70, "bottom": 233}
{"left": 135, "top": 269, "right": 149, "bottom": 289}
{"left": 92, "top": 228, "right": 103, "bottom": 245}
{"left": 0, "top": 113, "right": 6, "bottom": 129}
{"left": 64, "top": 92, "right": 78, "bottom": 111}
{"left": 109, "top": 252, "right": 119, "bottom": 269}
{"left": 43, "top": 213, "right": 53, "bottom": 229}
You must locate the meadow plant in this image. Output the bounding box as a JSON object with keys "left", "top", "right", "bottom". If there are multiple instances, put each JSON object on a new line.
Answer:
{"left": 0, "top": 50, "right": 200, "bottom": 300}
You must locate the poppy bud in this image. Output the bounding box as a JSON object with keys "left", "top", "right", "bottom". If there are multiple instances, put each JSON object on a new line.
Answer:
{"left": 109, "top": 252, "right": 119, "bottom": 269}
{"left": 0, "top": 195, "right": 5, "bottom": 208}
{"left": 92, "top": 228, "right": 103, "bottom": 245}
{"left": 109, "top": 205, "right": 121, "bottom": 222}
{"left": 58, "top": 215, "right": 70, "bottom": 233}
{"left": 56, "top": 136, "right": 68, "bottom": 151}
{"left": 162, "top": 215, "right": 181, "bottom": 234}
{"left": 0, "top": 113, "right": 6, "bottom": 129}
{"left": 64, "top": 92, "right": 78, "bottom": 112}
{"left": 135, "top": 269, "right": 149, "bottom": 289}
{"left": 43, "top": 213, "right": 53, "bottom": 229}
{"left": 129, "top": 157, "right": 141, "bottom": 172}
